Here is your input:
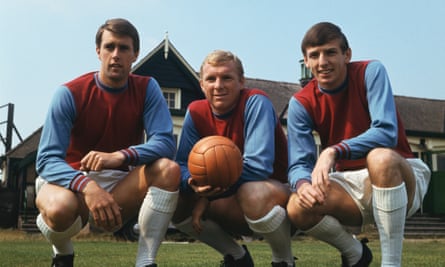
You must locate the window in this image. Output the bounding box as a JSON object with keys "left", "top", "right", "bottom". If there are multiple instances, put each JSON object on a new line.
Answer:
{"left": 162, "top": 88, "right": 181, "bottom": 109}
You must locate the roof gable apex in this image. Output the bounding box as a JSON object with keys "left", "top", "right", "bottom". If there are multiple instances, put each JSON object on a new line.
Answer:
{"left": 132, "top": 36, "right": 199, "bottom": 81}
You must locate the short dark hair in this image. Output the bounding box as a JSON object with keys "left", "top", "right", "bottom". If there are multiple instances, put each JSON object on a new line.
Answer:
{"left": 95, "top": 18, "right": 140, "bottom": 53}
{"left": 301, "top": 22, "right": 349, "bottom": 55}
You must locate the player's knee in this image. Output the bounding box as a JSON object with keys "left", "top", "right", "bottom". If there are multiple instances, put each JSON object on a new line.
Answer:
{"left": 238, "top": 181, "right": 289, "bottom": 215}
{"left": 238, "top": 182, "right": 263, "bottom": 203}
{"left": 40, "top": 202, "right": 80, "bottom": 230}
{"left": 161, "top": 158, "right": 180, "bottom": 178}
{"left": 367, "top": 148, "right": 403, "bottom": 172}
{"left": 367, "top": 148, "right": 408, "bottom": 184}
{"left": 147, "top": 158, "right": 180, "bottom": 190}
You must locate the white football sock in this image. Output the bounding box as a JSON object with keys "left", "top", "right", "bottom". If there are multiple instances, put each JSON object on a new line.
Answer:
{"left": 135, "top": 187, "right": 179, "bottom": 267}
{"left": 245, "top": 205, "right": 294, "bottom": 265}
{"left": 373, "top": 183, "right": 407, "bottom": 267}
{"left": 36, "top": 214, "right": 82, "bottom": 256}
{"left": 174, "top": 217, "right": 245, "bottom": 259}
{"left": 305, "top": 215, "right": 362, "bottom": 266}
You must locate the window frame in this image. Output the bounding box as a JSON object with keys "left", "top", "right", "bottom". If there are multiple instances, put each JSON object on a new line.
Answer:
{"left": 162, "top": 87, "right": 181, "bottom": 110}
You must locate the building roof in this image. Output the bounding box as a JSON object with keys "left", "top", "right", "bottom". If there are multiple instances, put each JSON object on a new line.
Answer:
{"left": 5, "top": 127, "right": 41, "bottom": 158}
{"left": 245, "top": 78, "right": 301, "bottom": 118}
{"left": 395, "top": 96, "right": 445, "bottom": 136}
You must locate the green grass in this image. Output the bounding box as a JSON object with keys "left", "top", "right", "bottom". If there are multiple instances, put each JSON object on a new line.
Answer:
{"left": 0, "top": 229, "right": 444, "bottom": 266}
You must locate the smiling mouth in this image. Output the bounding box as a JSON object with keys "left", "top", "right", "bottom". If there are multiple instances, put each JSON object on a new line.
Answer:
{"left": 318, "top": 69, "right": 332, "bottom": 75}
{"left": 214, "top": 94, "right": 228, "bottom": 100}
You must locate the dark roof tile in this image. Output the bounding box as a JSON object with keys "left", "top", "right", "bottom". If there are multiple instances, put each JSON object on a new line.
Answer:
{"left": 395, "top": 96, "right": 445, "bottom": 134}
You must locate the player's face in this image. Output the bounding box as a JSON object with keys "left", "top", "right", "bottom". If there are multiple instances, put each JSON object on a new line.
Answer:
{"left": 200, "top": 60, "right": 244, "bottom": 115}
{"left": 304, "top": 39, "right": 351, "bottom": 90}
{"left": 96, "top": 30, "right": 139, "bottom": 88}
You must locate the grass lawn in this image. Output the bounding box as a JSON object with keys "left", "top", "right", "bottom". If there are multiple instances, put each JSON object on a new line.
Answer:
{"left": 1, "top": 229, "right": 444, "bottom": 266}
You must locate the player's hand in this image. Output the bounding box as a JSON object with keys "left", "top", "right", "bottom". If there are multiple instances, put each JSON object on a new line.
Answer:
{"left": 80, "top": 151, "right": 126, "bottom": 172}
{"left": 188, "top": 178, "right": 225, "bottom": 197}
{"left": 82, "top": 181, "right": 122, "bottom": 232}
{"left": 310, "top": 147, "right": 336, "bottom": 198}
{"left": 296, "top": 182, "right": 325, "bottom": 209}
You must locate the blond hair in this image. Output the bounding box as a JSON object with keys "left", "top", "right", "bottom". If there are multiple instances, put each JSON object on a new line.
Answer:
{"left": 200, "top": 50, "right": 244, "bottom": 79}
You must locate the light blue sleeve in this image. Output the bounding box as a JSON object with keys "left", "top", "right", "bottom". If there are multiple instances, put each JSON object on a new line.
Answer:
{"left": 241, "top": 94, "right": 277, "bottom": 181}
{"left": 287, "top": 97, "right": 317, "bottom": 189}
{"left": 36, "top": 86, "right": 83, "bottom": 188}
{"left": 340, "top": 60, "right": 398, "bottom": 158}
{"left": 130, "top": 78, "right": 176, "bottom": 162}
